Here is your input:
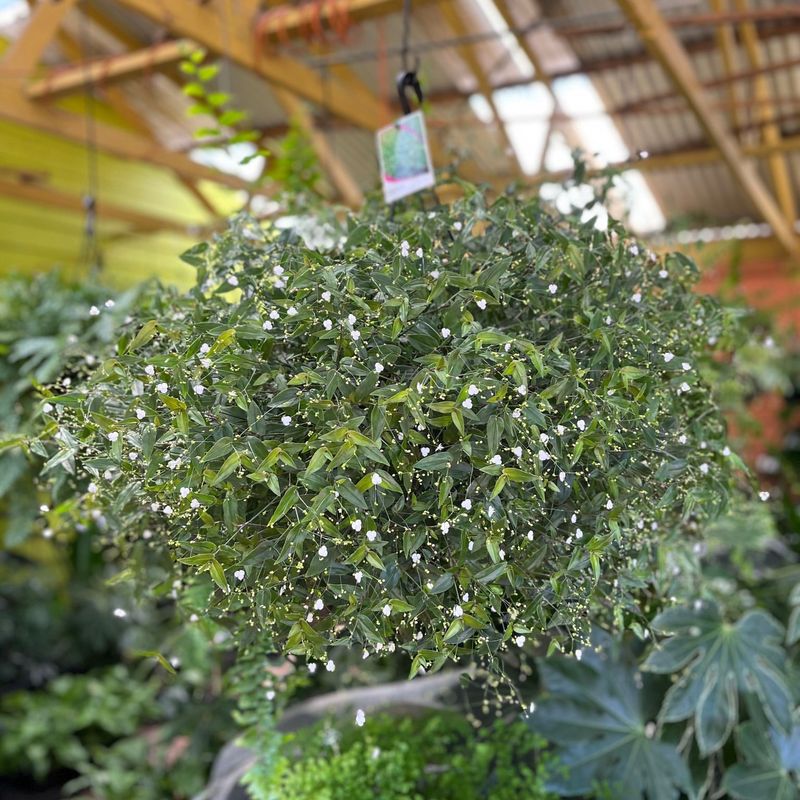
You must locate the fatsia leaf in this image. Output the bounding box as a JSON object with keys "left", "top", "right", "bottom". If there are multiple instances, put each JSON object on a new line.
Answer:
{"left": 530, "top": 642, "right": 692, "bottom": 800}
{"left": 721, "top": 720, "right": 800, "bottom": 800}
{"left": 643, "top": 601, "right": 793, "bottom": 755}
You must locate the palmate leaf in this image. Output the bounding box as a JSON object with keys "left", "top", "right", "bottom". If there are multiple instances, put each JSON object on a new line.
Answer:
{"left": 530, "top": 643, "right": 692, "bottom": 800}
{"left": 722, "top": 720, "right": 800, "bottom": 800}
{"left": 643, "top": 600, "right": 793, "bottom": 755}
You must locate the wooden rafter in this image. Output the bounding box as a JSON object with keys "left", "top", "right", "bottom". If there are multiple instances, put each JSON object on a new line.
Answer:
{"left": 0, "top": 175, "right": 197, "bottom": 235}
{"left": 27, "top": 38, "right": 193, "bottom": 99}
{"left": 734, "top": 0, "right": 797, "bottom": 226}
{"left": 113, "top": 0, "right": 388, "bottom": 131}
{"left": 2, "top": 0, "right": 78, "bottom": 75}
{"left": 709, "top": 0, "right": 743, "bottom": 134}
{"left": 437, "top": 0, "right": 521, "bottom": 173}
{"left": 272, "top": 88, "right": 364, "bottom": 208}
{"left": 616, "top": 0, "right": 798, "bottom": 256}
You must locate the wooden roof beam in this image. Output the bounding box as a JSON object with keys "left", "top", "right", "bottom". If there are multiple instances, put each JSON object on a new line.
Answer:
{"left": 27, "top": 38, "right": 193, "bottom": 99}
{"left": 2, "top": 0, "right": 79, "bottom": 75}
{"left": 437, "top": 0, "right": 522, "bottom": 173}
{"left": 734, "top": 0, "right": 797, "bottom": 226}
{"left": 112, "top": 0, "right": 388, "bottom": 131}
{"left": 616, "top": 0, "right": 798, "bottom": 256}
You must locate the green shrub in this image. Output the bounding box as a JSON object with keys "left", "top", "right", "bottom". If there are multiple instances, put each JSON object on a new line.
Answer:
{"left": 39, "top": 188, "right": 737, "bottom": 672}
{"left": 243, "top": 712, "right": 558, "bottom": 800}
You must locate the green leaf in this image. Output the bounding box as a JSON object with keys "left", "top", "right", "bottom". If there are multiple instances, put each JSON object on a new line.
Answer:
{"left": 722, "top": 720, "right": 800, "bottom": 800}
{"left": 413, "top": 451, "right": 451, "bottom": 471}
{"left": 268, "top": 486, "right": 299, "bottom": 527}
{"left": 126, "top": 319, "right": 158, "bottom": 352}
{"left": 530, "top": 639, "right": 693, "bottom": 800}
{"left": 211, "top": 450, "right": 241, "bottom": 485}
{"left": 133, "top": 650, "right": 177, "bottom": 675}
{"left": 201, "top": 436, "right": 234, "bottom": 463}
{"left": 208, "top": 558, "right": 228, "bottom": 593}
{"left": 643, "top": 601, "right": 793, "bottom": 754}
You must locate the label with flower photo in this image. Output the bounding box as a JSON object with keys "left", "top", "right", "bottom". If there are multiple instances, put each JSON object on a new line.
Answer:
{"left": 376, "top": 110, "right": 435, "bottom": 203}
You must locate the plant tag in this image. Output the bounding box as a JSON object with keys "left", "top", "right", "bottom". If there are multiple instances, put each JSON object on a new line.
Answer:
{"left": 376, "top": 110, "right": 435, "bottom": 203}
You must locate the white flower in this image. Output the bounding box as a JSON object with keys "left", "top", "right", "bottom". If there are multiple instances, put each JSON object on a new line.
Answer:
{"left": 151, "top": 502, "right": 161, "bottom": 512}
{"left": 441, "top": 327, "right": 451, "bottom": 339}
{"left": 228, "top": 275, "right": 239, "bottom": 287}
{"left": 441, "top": 521, "right": 450, "bottom": 533}
{"left": 539, "top": 433, "right": 549, "bottom": 444}
{"left": 193, "top": 384, "right": 205, "bottom": 395}
{"left": 548, "top": 283, "right": 557, "bottom": 294}
{"left": 374, "top": 362, "right": 384, "bottom": 374}
{"left": 163, "top": 505, "right": 173, "bottom": 516}
{"left": 400, "top": 240, "right": 410, "bottom": 256}
{"left": 512, "top": 446, "right": 523, "bottom": 458}
{"left": 571, "top": 513, "right": 577, "bottom": 523}
{"left": 104, "top": 299, "right": 115, "bottom": 308}
{"left": 322, "top": 290, "right": 331, "bottom": 301}
{"left": 42, "top": 527, "right": 53, "bottom": 538}
{"left": 659, "top": 269, "right": 668, "bottom": 279}
{"left": 556, "top": 424, "right": 566, "bottom": 435}
{"left": 575, "top": 649, "right": 583, "bottom": 661}
{"left": 682, "top": 362, "right": 691, "bottom": 371}
{"left": 113, "top": 608, "right": 127, "bottom": 618}
{"left": 180, "top": 487, "right": 190, "bottom": 498}
{"left": 411, "top": 552, "right": 421, "bottom": 564}
{"left": 355, "top": 709, "right": 366, "bottom": 727}
{"left": 663, "top": 352, "right": 674, "bottom": 363}
{"left": 308, "top": 663, "right": 318, "bottom": 674}
{"left": 462, "top": 397, "right": 473, "bottom": 409}
{"left": 200, "top": 343, "right": 210, "bottom": 354}
{"left": 262, "top": 320, "right": 273, "bottom": 331}
{"left": 453, "top": 221, "right": 463, "bottom": 231}
{"left": 382, "top": 603, "right": 391, "bottom": 617}
{"left": 167, "top": 459, "right": 180, "bottom": 470}
{"left": 429, "top": 269, "right": 440, "bottom": 279}
{"left": 234, "top": 569, "right": 245, "bottom": 581}
{"left": 461, "top": 499, "right": 472, "bottom": 511}
{"left": 420, "top": 447, "right": 430, "bottom": 457}
{"left": 273, "top": 265, "right": 285, "bottom": 276}
{"left": 371, "top": 472, "right": 382, "bottom": 486}
{"left": 351, "top": 329, "right": 361, "bottom": 341}
{"left": 559, "top": 471, "right": 566, "bottom": 482}
{"left": 605, "top": 316, "right": 612, "bottom": 325}
{"left": 512, "top": 409, "right": 521, "bottom": 419}
{"left": 318, "top": 544, "right": 328, "bottom": 558}
{"left": 699, "top": 463, "right": 709, "bottom": 475}
{"left": 468, "top": 540, "right": 474, "bottom": 550}
{"left": 87, "top": 482, "right": 98, "bottom": 494}
{"left": 515, "top": 635, "right": 526, "bottom": 647}
{"left": 347, "top": 313, "right": 357, "bottom": 326}
{"left": 156, "top": 382, "right": 168, "bottom": 393}
{"left": 516, "top": 385, "right": 527, "bottom": 396}
{"left": 136, "top": 408, "right": 146, "bottom": 419}
{"left": 89, "top": 305, "right": 100, "bottom": 316}
{"left": 577, "top": 419, "right": 586, "bottom": 431}
{"left": 351, "top": 519, "right": 363, "bottom": 532}
{"left": 145, "top": 364, "right": 155, "bottom": 376}
{"left": 201, "top": 358, "right": 212, "bottom": 368}
{"left": 269, "top": 310, "right": 279, "bottom": 320}
{"left": 759, "top": 491, "right": 770, "bottom": 501}
{"left": 325, "top": 659, "right": 335, "bottom": 672}
{"left": 287, "top": 306, "right": 298, "bottom": 317}
{"left": 107, "top": 431, "right": 119, "bottom": 442}
{"left": 490, "top": 455, "right": 502, "bottom": 465}
{"left": 452, "top": 605, "right": 464, "bottom": 618}
{"left": 281, "top": 415, "right": 292, "bottom": 426}
{"left": 42, "top": 402, "right": 54, "bottom": 414}
{"left": 538, "top": 450, "right": 549, "bottom": 461}
{"left": 415, "top": 247, "right": 423, "bottom": 258}
{"left": 313, "top": 598, "right": 324, "bottom": 610}
{"left": 631, "top": 292, "right": 642, "bottom": 303}
{"left": 476, "top": 299, "right": 487, "bottom": 310}
{"left": 679, "top": 382, "right": 691, "bottom": 393}
{"left": 366, "top": 530, "right": 378, "bottom": 542}
{"left": 354, "top": 570, "right": 363, "bottom": 583}
{"left": 323, "top": 319, "right": 333, "bottom": 330}
{"left": 190, "top": 498, "right": 200, "bottom": 509}
{"left": 463, "top": 385, "right": 478, "bottom": 399}
{"left": 606, "top": 499, "right": 614, "bottom": 510}
{"left": 265, "top": 689, "right": 276, "bottom": 701}
{"left": 678, "top": 434, "right": 687, "bottom": 444}
{"left": 575, "top": 528, "right": 583, "bottom": 540}
{"left": 722, "top": 446, "right": 731, "bottom": 457}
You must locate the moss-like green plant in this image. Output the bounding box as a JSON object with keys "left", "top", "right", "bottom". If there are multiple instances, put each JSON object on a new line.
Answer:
{"left": 242, "top": 712, "right": 559, "bottom": 800}
{"left": 39, "top": 187, "right": 737, "bottom": 672}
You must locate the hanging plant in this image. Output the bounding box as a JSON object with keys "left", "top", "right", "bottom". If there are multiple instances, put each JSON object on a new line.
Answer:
{"left": 37, "top": 187, "right": 739, "bottom": 673}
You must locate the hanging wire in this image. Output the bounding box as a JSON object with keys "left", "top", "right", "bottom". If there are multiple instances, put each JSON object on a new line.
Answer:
{"left": 78, "top": 5, "right": 102, "bottom": 275}
{"left": 399, "top": 0, "right": 414, "bottom": 73}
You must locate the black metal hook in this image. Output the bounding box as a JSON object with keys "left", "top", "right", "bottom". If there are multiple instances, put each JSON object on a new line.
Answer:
{"left": 396, "top": 70, "right": 423, "bottom": 116}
